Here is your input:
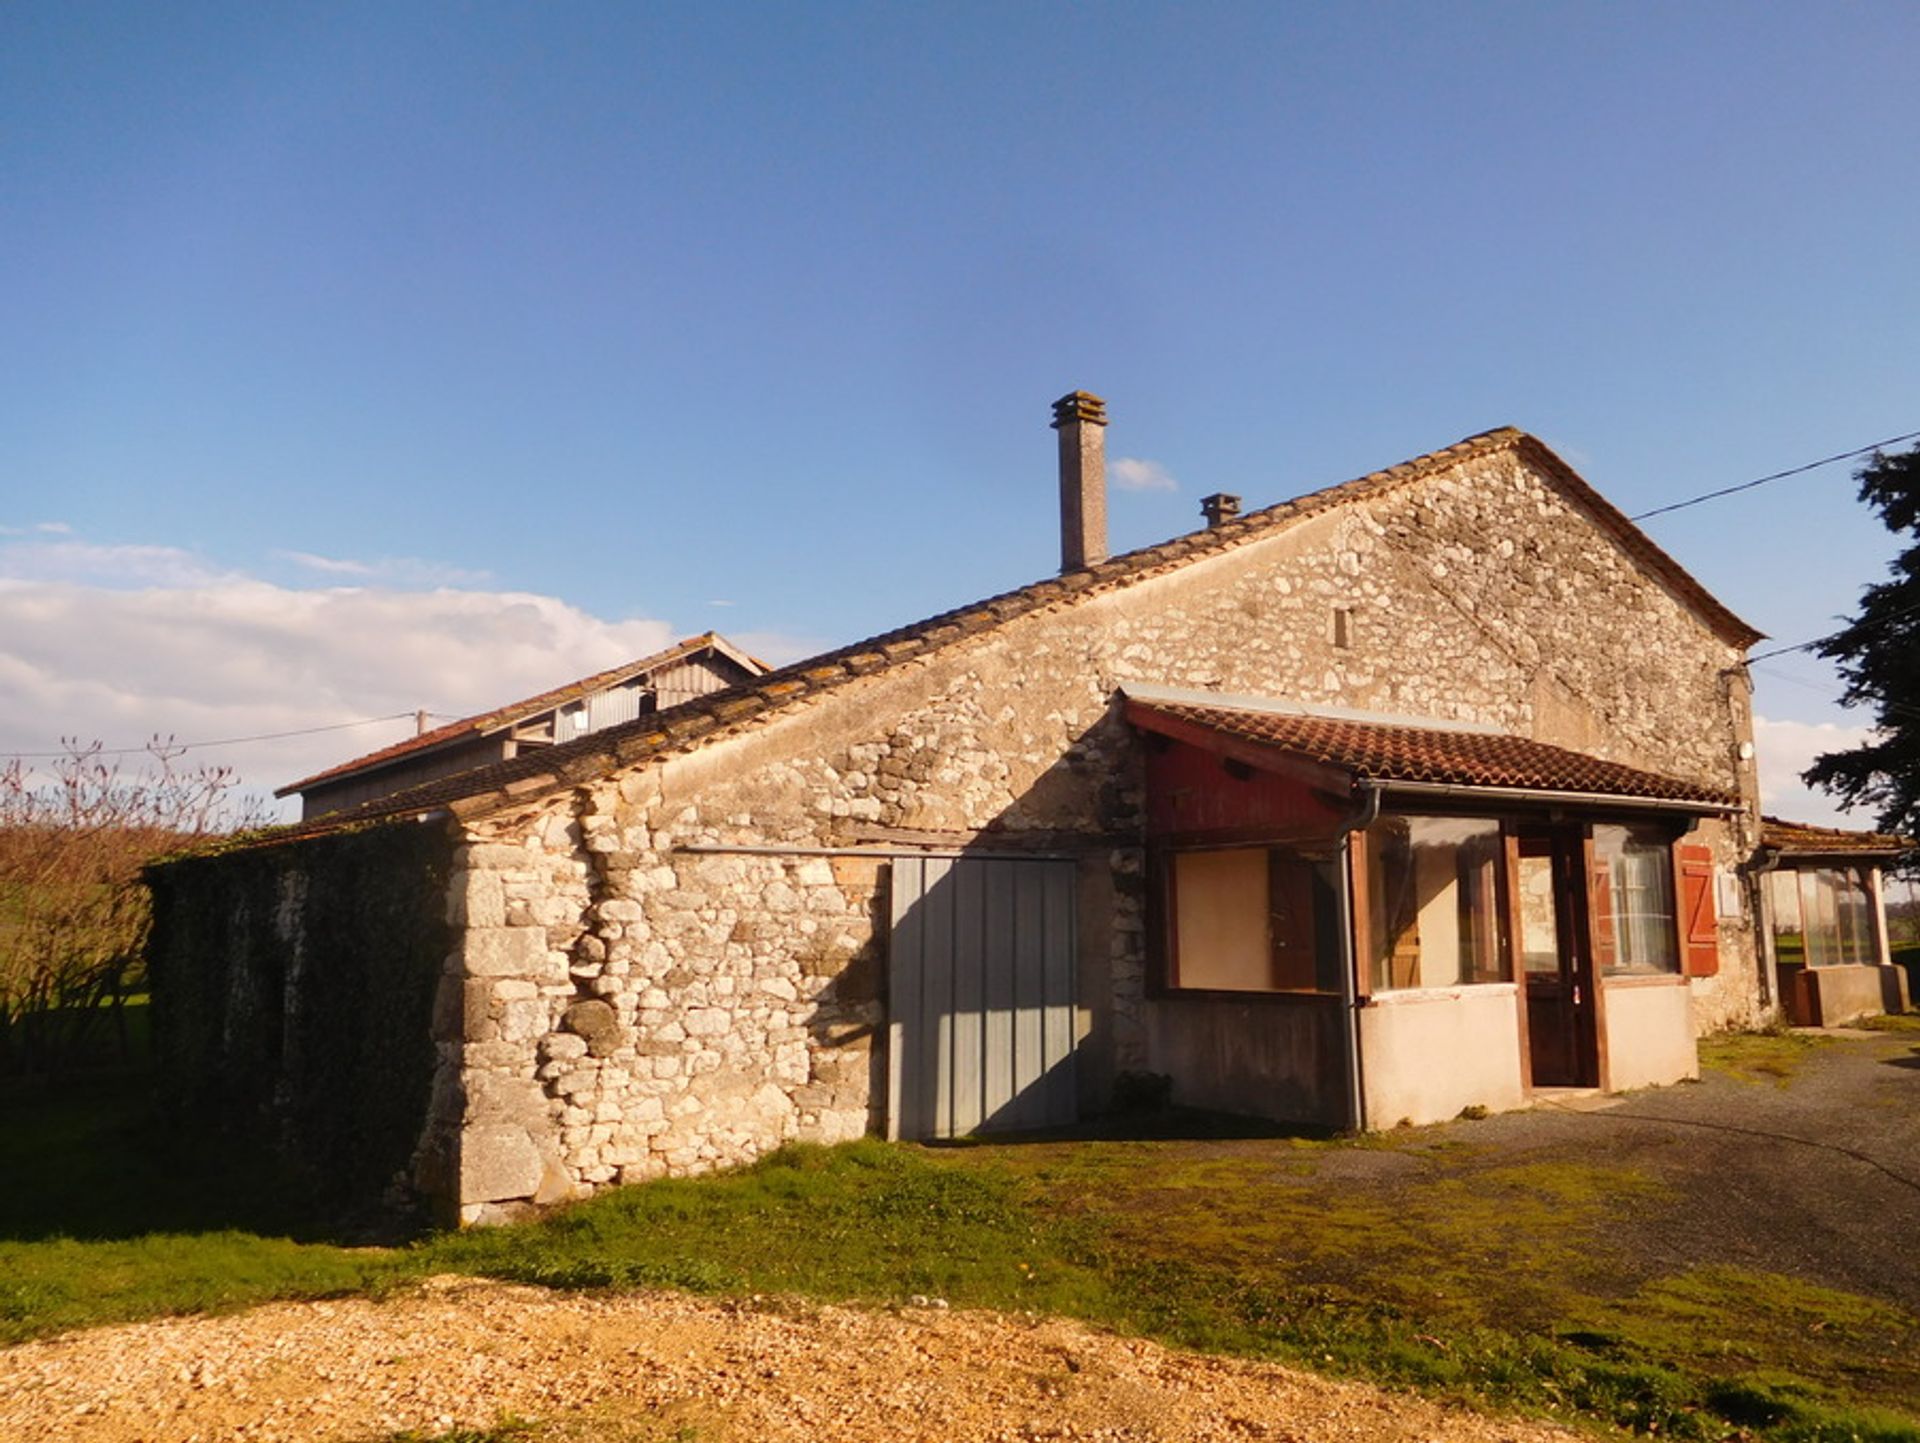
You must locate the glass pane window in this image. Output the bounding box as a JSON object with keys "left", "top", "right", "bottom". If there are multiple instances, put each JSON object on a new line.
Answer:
{"left": 1364, "top": 815, "right": 1508, "bottom": 991}
{"left": 1768, "top": 869, "right": 1806, "bottom": 966}
{"left": 1517, "top": 851, "right": 1559, "bottom": 974}
{"left": 1594, "top": 825, "right": 1678, "bottom": 976}
{"left": 1837, "top": 868, "right": 1874, "bottom": 965}
{"left": 1795, "top": 866, "right": 1875, "bottom": 967}
{"left": 1170, "top": 848, "right": 1342, "bottom": 993}
{"left": 1800, "top": 869, "right": 1840, "bottom": 967}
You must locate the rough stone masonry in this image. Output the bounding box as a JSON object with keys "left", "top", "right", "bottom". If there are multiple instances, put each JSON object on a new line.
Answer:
{"left": 146, "top": 429, "right": 1765, "bottom": 1224}
{"left": 427, "top": 442, "right": 1762, "bottom": 1223}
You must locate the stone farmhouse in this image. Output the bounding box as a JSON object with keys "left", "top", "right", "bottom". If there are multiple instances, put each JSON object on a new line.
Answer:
{"left": 153, "top": 394, "right": 1800, "bottom": 1224}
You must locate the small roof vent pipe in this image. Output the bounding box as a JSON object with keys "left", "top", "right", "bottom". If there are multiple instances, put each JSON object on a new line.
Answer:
{"left": 1200, "top": 493, "right": 1241, "bottom": 528}
{"left": 1051, "top": 390, "right": 1108, "bottom": 572}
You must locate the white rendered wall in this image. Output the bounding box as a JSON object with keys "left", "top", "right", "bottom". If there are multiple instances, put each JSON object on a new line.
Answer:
{"left": 1359, "top": 985, "right": 1525, "bottom": 1127}
{"left": 1602, "top": 979, "right": 1698, "bottom": 1091}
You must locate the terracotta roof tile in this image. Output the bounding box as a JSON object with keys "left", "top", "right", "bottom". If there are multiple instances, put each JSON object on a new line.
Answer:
{"left": 1761, "top": 816, "right": 1911, "bottom": 857}
{"left": 207, "top": 426, "right": 1759, "bottom": 856}
{"left": 1132, "top": 699, "right": 1738, "bottom": 807}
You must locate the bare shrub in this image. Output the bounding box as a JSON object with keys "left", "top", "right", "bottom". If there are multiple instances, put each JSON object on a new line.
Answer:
{"left": 0, "top": 740, "right": 270, "bottom": 1076}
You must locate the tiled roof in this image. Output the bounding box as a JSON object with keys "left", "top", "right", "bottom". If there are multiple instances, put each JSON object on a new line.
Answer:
{"left": 1129, "top": 698, "right": 1740, "bottom": 807}
{"left": 1761, "top": 816, "right": 1911, "bottom": 858}
{"left": 208, "top": 426, "right": 1758, "bottom": 854}
{"left": 276, "top": 633, "right": 766, "bottom": 796}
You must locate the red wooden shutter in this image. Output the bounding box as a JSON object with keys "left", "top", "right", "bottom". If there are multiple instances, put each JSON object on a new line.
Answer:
{"left": 1677, "top": 843, "right": 1718, "bottom": 977}
{"left": 1589, "top": 855, "right": 1617, "bottom": 972}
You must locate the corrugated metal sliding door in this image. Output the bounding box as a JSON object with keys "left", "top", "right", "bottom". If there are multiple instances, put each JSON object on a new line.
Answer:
{"left": 888, "top": 856, "right": 1078, "bottom": 1141}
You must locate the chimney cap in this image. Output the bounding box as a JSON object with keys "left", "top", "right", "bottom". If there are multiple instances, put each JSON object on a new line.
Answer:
{"left": 1051, "top": 391, "right": 1108, "bottom": 429}
{"left": 1201, "top": 492, "right": 1242, "bottom": 527}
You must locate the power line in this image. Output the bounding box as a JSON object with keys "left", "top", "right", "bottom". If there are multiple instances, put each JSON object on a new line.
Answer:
{"left": 1750, "top": 663, "right": 1920, "bottom": 726}
{"left": 1750, "top": 664, "right": 1841, "bottom": 695}
{"left": 1745, "top": 594, "right": 1920, "bottom": 665}
{"left": 1630, "top": 428, "right": 1920, "bottom": 523}
{"left": 1749, "top": 639, "right": 1822, "bottom": 665}
{"left": 5, "top": 712, "right": 425, "bottom": 761}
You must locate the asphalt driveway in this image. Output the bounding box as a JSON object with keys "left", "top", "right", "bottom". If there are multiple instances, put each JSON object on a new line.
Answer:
{"left": 1407, "top": 1020, "right": 1920, "bottom": 1312}
{"left": 1313, "top": 1020, "right": 1920, "bottom": 1312}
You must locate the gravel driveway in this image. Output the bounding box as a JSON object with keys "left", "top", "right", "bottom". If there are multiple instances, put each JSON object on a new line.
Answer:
{"left": 0, "top": 1277, "right": 1579, "bottom": 1443}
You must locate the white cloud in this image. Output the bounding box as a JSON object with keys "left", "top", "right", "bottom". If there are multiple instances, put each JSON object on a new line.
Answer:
{"left": 0, "top": 538, "right": 241, "bottom": 588}
{"left": 1752, "top": 715, "right": 1881, "bottom": 830}
{"left": 1110, "top": 456, "right": 1180, "bottom": 493}
{"left": 274, "top": 550, "right": 493, "bottom": 586}
{"left": 35, "top": 521, "right": 74, "bottom": 535}
{"left": 276, "top": 550, "right": 374, "bottom": 576}
{"left": 0, "top": 572, "right": 741, "bottom": 818}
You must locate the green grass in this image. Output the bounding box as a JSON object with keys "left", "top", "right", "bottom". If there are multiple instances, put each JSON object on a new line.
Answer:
{"left": 358, "top": 1423, "right": 537, "bottom": 1443}
{"left": 416, "top": 1137, "right": 1920, "bottom": 1440}
{"left": 4, "top": 1074, "right": 1919, "bottom": 1443}
{"left": 0, "top": 1230, "right": 391, "bottom": 1343}
{"left": 356, "top": 1417, "right": 703, "bottom": 1443}
{"left": 420, "top": 1138, "right": 1109, "bottom": 1317}
{"left": 0, "top": 1061, "right": 395, "bottom": 1339}
{"left": 1699, "top": 1028, "right": 1828, "bottom": 1085}
{"left": 1859, "top": 1012, "right": 1920, "bottom": 1034}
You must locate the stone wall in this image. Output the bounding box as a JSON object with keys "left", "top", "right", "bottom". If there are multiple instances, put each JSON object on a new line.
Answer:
{"left": 447, "top": 815, "right": 886, "bottom": 1223}
{"left": 147, "top": 820, "right": 455, "bottom": 1217}
{"left": 441, "top": 444, "right": 1763, "bottom": 1219}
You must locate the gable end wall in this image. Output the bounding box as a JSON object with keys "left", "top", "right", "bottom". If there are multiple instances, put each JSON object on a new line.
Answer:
{"left": 442, "top": 447, "right": 1761, "bottom": 1219}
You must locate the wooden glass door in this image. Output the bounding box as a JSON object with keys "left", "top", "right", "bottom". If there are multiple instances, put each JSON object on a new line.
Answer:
{"left": 1516, "top": 830, "right": 1598, "bottom": 1087}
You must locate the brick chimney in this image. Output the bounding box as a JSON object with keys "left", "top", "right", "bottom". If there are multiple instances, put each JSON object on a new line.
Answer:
{"left": 1051, "top": 390, "right": 1108, "bottom": 572}
{"left": 1200, "top": 492, "right": 1241, "bottom": 527}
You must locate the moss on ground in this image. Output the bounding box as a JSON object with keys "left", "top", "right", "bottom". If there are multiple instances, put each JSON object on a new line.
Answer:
{"left": 1860, "top": 1013, "right": 1920, "bottom": 1035}
{"left": 1699, "top": 1029, "right": 1828, "bottom": 1085}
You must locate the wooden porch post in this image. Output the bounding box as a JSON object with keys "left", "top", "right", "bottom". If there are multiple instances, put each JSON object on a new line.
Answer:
{"left": 1504, "top": 830, "right": 1533, "bottom": 1093}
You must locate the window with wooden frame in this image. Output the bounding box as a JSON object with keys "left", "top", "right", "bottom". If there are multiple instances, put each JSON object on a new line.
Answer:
{"left": 1165, "top": 846, "right": 1343, "bottom": 994}
{"left": 1593, "top": 823, "right": 1681, "bottom": 976}
{"left": 1362, "top": 814, "right": 1508, "bottom": 991}
{"left": 1769, "top": 865, "right": 1875, "bottom": 967}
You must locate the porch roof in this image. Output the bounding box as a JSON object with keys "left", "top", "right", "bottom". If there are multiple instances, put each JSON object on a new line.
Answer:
{"left": 1761, "top": 816, "right": 1910, "bottom": 860}
{"left": 1124, "top": 692, "right": 1741, "bottom": 812}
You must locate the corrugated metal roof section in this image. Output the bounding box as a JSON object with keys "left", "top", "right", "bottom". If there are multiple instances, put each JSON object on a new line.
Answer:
{"left": 586, "top": 682, "right": 646, "bottom": 733}
{"left": 653, "top": 655, "right": 744, "bottom": 711}
{"left": 1126, "top": 696, "right": 1740, "bottom": 808}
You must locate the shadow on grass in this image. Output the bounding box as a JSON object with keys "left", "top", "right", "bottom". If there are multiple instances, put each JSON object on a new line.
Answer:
{"left": 0, "top": 1065, "right": 375, "bottom": 1245}
{"left": 924, "top": 1105, "right": 1333, "bottom": 1149}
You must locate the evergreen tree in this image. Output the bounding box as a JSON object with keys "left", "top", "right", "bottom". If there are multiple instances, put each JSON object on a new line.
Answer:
{"left": 1804, "top": 444, "right": 1920, "bottom": 836}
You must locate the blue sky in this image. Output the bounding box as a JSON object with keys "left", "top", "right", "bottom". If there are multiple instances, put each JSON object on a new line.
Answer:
{"left": 2, "top": 2, "right": 1916, "bottom": 821}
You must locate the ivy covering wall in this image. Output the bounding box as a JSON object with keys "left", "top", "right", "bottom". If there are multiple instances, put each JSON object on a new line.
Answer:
{"left": 146, "top": 820, "right": 454, "bottom": 1216}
